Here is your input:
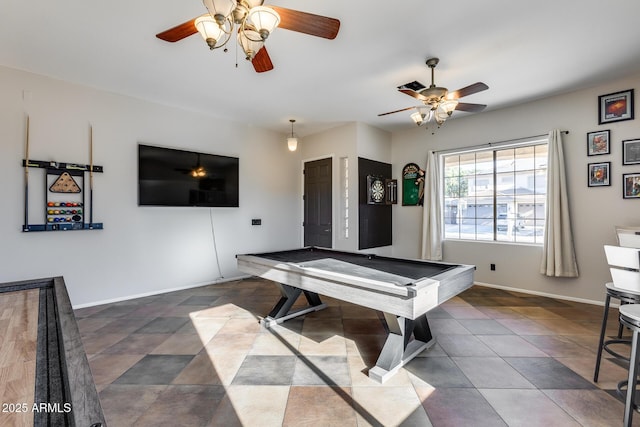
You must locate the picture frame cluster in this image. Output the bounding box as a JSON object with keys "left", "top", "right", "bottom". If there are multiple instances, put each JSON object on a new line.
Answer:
{"left": 588, "top": 88, "right": 639, "bottom": 198}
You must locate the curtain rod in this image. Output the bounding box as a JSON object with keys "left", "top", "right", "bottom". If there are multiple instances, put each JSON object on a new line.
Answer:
{"left": 433, "top": 130, "right": 569, "bottom": 155}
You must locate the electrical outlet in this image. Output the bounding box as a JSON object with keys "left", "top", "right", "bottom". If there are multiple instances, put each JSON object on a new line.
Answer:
{"left": 490, "top": 263, "right": 496, "bottom": 271}
{"left": 251, "top": 219, "right": 262, "bottom": 226}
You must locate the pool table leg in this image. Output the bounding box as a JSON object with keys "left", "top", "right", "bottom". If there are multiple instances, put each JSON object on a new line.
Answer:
{"left": 368, "top": 313, "right": 435, "bottom": 383}
{"left": 261, "top": 283, "right": 327, "bottom": 328}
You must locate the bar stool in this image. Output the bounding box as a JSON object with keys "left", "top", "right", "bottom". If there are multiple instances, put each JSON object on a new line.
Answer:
{"left": 594, "top": 245, "right": 640, "bottom": 382}
{"left": 618, "top": 304, "right": 640, "bottom": 427}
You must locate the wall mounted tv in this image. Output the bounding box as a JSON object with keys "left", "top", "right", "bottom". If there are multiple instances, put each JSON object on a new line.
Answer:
{"left": 138, "top": 144, "right": 239, "bottom": 207}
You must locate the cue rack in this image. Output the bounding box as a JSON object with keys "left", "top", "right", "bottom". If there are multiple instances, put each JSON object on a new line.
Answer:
{"left": 22, "top": 116, "right": 104, "bottom": 232}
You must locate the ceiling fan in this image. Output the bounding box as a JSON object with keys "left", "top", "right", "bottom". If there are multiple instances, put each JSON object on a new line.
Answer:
{"left": 379, "top": 57, "right": 488, "bottom": 126}
{"left": 175, "top": 154, "right": 208, "bottom": 177}
{"left": 156, "top": 0, "right": 340, "bottom": 73}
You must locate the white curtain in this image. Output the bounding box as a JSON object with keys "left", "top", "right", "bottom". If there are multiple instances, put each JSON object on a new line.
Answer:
{"left": 540, "top": 129, "right": 579, "bottom": 277}
{"left": 421, "top": 151, "right": 443, "bottom": 261}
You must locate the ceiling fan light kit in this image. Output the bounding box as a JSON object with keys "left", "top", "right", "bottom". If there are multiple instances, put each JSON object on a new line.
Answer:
{"left": 380, "top": 57, "right": 488, "bottom": 127}
{"left": 203, "top": 0, "right": 236, "bottom": 22}
{"left": 194, "top": 15, "right": 226, "bottom": 49}
{"left": 191, "top": 166, "right": 207, "bottom": 177}
{"left": 247, "top": 6, "right": 281, "bottom": 40}
{"left": 196, "top": 0, "right": 281, "bottom": 58}
{"left": 237, "top": 27, "right": 264, "bottom": 60}
{"left": 410, "top": 110, "right": 427, "bottom": 126}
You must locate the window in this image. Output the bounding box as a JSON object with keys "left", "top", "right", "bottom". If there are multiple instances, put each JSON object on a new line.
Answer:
{"left": 340, "top": 157, "right": 349, "bottom": 239}
{"left": 442, "top": 138, "right": 548, "bottom": 244}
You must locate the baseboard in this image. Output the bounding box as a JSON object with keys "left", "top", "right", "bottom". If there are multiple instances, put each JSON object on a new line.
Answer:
{"left": 473, "top": 281, "right": 607, "bottom": 307}
{"left": 76, "top": 276, "right": 607, "bottom": 310}
{"left": 73, "top": 274, "right": 251, "bottom": 309}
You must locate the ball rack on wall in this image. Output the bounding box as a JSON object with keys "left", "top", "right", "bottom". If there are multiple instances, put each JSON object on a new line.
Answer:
{"left": 22, "top": 117, "right": 104, "bottom": 232}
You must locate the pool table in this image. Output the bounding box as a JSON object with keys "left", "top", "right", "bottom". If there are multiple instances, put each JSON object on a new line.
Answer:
{"left": 236, "top": 247, "right": 475, "bottom": 383}
{"left": 0, "top": 277, "right": 105, "bottom": 427}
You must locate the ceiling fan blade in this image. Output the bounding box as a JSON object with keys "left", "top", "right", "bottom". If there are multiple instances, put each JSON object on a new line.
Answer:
{"left": 270, "top": 6, "right": 340, "bottom": 39}
{"left": 252, "top": 47, "right": 274, "bottom": 73}
{"left": 378, "top": 106, "right": 417, "bottom": 117}
{"left": 455, "top": 102, "right": 487, "bottom": 113}
{"left": 156, "top": 17, "right": 199, "bottom": 42}
{"left": 399, "top": 89, "right": 428, "bottom": 102}
{"left": 448, "top": 82, "right": 489, "bottom": 100}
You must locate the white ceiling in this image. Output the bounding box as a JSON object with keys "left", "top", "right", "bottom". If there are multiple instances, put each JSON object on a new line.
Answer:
{"left": 3, "top": 1, "right": 640, "bottom": 137}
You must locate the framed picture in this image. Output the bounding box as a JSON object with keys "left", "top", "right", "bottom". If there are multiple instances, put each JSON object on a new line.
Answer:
{"left": 588, "top": 162, "right": 610, "bottom": 187}
{"left": 599, "top": 89, "right": 634, "bottom": 124}
{"left": 623, "top": 173, "right": 640, "bottom": 199}
{"left": 587, "top": 130, "right": 610, "bottom": 156}
{"left": 623, "top": 138, "right": 640, "bottom": 165}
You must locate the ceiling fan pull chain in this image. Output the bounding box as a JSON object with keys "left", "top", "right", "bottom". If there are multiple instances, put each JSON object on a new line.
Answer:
{"left": 235, "top": 34, "right": 239, "bottom": 68}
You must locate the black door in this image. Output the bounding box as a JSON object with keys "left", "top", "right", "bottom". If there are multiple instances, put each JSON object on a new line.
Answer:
{"left": 304, "top": 158, "right": 332, "bottom": 248}
{"left": 358, "top": 157, "right": 392, "bottom": 249}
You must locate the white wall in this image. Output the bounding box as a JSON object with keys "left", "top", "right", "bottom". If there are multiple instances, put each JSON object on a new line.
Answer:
{"left": 300, "top": 123, "right": 358, "bottom": 251}
{"left": 356, "top": 122, "right": 392, "bottom": 163}
{"left": 299, "top": 122, "right": 393, "bottom": 253}
{"left": 0, "top": 66, "right": 301, "bottom": 306}
{"left": 355, "top": 122, "right": 393, "bottom": 256}
{"left": 4, "top": 65, "right": 635, "bottom": 307}
{"left": 392, "top": 72, "right": 640, "bottom": 303}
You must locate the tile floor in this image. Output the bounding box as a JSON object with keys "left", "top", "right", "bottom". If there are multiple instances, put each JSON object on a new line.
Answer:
{"left": 74, "top": 279, "right": 640, "bottom": 426}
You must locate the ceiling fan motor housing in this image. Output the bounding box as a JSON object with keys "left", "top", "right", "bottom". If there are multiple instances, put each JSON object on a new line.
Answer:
{"left": 419, "top": 86, "right": 448, "bottom": 106}
{"left": 233, "top": 3, "right": 249, "bottom": 23}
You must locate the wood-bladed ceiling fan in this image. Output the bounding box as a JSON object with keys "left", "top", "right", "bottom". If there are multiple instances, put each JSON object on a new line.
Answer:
{"left": 156, "top": 0, "right": 340, "bottom": 73}
{"left": 379, "top": 58, "right": 488, "bottom": 126}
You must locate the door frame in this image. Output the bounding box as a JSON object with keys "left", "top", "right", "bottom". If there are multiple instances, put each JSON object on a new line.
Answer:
{"left": 301, "top": 154, "right": 335, "bottom": 248}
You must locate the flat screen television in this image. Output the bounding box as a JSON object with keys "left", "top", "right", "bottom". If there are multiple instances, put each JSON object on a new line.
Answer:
{"left": 138, "top": 144, "right": 239, "bottom": 207}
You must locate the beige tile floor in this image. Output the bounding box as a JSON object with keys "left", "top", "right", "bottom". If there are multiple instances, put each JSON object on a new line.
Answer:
{"left": 74, "top": 279, "right": 640, "bottom": 426}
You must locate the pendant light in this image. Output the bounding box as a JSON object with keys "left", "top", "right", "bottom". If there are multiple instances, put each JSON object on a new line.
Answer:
{"left": 287, "top": 119, "right": 298, "bottom": 151}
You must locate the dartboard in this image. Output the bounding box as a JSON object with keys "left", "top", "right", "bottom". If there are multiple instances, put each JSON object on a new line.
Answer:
{"left": 371, "top": 179, "right": 385, "bottom": 203}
